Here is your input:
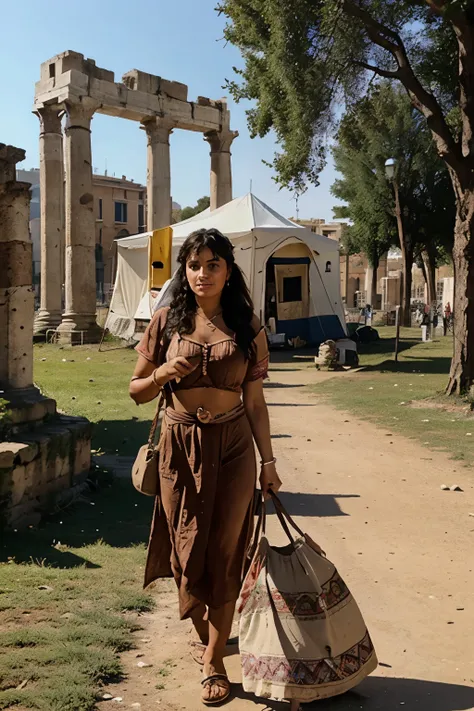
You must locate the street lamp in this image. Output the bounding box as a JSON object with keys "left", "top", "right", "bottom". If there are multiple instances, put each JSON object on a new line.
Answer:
{"left": 384, "top": 157, "right": 396, "bottom": 180}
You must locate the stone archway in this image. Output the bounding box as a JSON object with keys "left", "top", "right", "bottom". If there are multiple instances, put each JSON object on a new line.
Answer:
{"left": 33, "top": 51, "right": 238, "bottom": 342}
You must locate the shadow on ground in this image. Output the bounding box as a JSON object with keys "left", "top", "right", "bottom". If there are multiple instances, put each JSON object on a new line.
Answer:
{"left": 1, "top": 479, "right": 152, "bottom": 568}
{"left": 93, "top": 417, "right": 153, "bottom": 457}
{"left": 233, "top": 676, "right": 474, "bottom": 710}
{"left": 264, "top": 382, "right": 306, "bottom": 389}
{"left": 268, "top": 491, "right": 359, "bottom": 518}
{"left": 269, "top": 349, "right": 317, "bottom": 365}
{"left": 361, "top": 356, "right": 451, "bottom": 375}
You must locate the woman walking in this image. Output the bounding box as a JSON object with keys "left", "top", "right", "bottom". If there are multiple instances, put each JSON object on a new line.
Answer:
{"left": 130, "top": 228, "right": 281, "bottom": 705}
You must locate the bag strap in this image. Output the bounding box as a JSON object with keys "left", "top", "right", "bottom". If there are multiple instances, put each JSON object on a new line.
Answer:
{"left": 146, "top": 389, "right": 166, "bottom": 450}
{"left": 246, "top": 491, "right": 266, "bottom": 562}
{"left": 269, "top": 490, "right": 305, "bottom": 544}
{"left": 145, "top": 310, "right": 172, "bottom": 451}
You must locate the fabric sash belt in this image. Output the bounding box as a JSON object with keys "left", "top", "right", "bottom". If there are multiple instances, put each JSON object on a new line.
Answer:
{"left": 164, "top": 403, "right": 245, "bottom": 426}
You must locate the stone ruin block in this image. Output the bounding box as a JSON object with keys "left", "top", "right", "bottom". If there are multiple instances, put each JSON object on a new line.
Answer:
{"left": 40, "top": 50, "right": 114, "bottom": 87}
{"left": 0, "top": 414, "right": 92, "bottom": 529}
{"left": 122, "top": 69, "right": 188, "bottom": 102}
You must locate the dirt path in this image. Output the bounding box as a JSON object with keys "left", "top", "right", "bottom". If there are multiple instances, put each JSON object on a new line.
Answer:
{"left": 102, "top": 367, "right": 474, "bottom": 711}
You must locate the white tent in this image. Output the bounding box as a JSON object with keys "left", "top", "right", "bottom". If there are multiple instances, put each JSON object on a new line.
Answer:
{"left": 106, "top": 193, "right": 346, "bottom": 344}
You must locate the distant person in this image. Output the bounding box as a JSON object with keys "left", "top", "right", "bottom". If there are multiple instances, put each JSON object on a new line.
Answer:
{"left": 444, "top": 302, "right": 452, "bottom": 320}
{"left": 364, "top": 304, "right": 372, "bottom": 326}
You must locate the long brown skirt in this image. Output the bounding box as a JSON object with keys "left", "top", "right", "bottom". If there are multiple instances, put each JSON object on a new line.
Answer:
{"left": 144, "top": 405, "right": 256, "bottom": 620}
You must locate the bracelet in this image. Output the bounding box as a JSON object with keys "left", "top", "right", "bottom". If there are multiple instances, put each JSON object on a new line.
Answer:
{"left": 152, "top": 369, "right": 163, "bottom": 388}
{"left": 261, "top": 457, "right": 277, "bottom": 467}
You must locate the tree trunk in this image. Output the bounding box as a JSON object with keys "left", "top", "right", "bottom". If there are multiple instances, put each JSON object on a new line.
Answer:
{"left": 370, "top": 255, "right": 379, "bottom": 307}
{"left": 446, "top": 185, "right": 474, "bottom": 395}
{"left": 392, "top": 180, "right": 412, "bottom": 326}
{"left": 400, "top": 244, "right": 413, "bottom": 327}
{"left": 422, "top": 248, "right": 436, "bottom": 307}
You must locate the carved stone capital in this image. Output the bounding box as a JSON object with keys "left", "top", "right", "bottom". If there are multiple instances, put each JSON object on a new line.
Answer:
{"left": 204, "top": 129, "right": 238, "bottom": 154}
{"left": 64, "top": 98, "right": 99, "bottom": 132}
{"left": 34, "top": 104, "right": 63, "bottom": 135}
{"left": 141, "top": 116, "right": 175, "bottom": 145}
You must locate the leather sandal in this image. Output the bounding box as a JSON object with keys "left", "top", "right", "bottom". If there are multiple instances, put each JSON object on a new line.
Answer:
{"left": 190, "top": 637, "right": 239, "bottom": 665}
{"left": 190, "top": 640, "right": 206, "bottom": 666}
{"left": 201, "top": 674, "right": 231, "bottom": 705}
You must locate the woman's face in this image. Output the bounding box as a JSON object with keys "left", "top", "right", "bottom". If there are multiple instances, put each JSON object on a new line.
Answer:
{"left": 185, "top": 247, "right": 230, "bottom": 301}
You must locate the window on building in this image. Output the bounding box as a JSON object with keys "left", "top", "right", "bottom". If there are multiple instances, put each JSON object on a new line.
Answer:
{"left": 99, "top": 228, "right": 102, "bottom": 245}
{"left": 138, "top": 204, "right": 144, "bottom": 231}
{"left": 436, "top": 281, "right": 444, "bottom": 304}
{"left": 282, "top": 276, "right": 302, "bottom": 303}
{"left": 139, "top": 191, "right": 144, "bottom": 200}
{"left": 98, "top": 198, "right": 103, "bottom": 220}
{"left": 115, "top": 201, "right": 128, "bottom": 223}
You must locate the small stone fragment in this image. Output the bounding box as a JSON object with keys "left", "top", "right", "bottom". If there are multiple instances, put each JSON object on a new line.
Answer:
{"left": 450, "top": 485, "right": 463, "bottom": 492}
{"left": 38, "top": 585, "right": 53, "bottom": 591}
{"left": 440, "top": 485, "right": 450, "bottom": 491}
{"left": 102, "top": 693, "right": 114, "bottom": 700}
{"left": 137, "top": 661, "right": 152, "bottom": 668}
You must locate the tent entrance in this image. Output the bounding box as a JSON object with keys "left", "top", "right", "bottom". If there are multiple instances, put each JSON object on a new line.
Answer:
{"left": 274, "top": 260, "right": 310, "bottom": 321}
{"left": 264, "top": 242, "right": 312, "bottom": 343}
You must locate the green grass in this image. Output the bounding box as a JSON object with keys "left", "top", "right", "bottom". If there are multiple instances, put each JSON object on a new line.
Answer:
{"left": 0, "top": 475, "right": 161, "bottom": 710}
{"left": 34, "top": 342, "right": 156, "bottom": 457}
{"left": 314, "top": 326, "right": 474, "bottom": 466}
{"left": 0, "top": 342, "right": 165, "bottom": 710}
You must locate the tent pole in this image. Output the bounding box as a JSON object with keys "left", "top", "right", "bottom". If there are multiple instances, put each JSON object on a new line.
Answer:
{"left": 250, "top": 230, "right": 256, "bottom": 306}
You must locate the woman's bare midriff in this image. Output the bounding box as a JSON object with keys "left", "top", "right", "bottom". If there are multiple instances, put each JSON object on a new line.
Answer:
{"left": 171, "top": 388, "right": 242, "bottom": 418}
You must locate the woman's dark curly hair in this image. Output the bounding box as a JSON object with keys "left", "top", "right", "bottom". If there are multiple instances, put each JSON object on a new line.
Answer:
{"left": 165, "top": 228, "right": 256, "bottom": 358}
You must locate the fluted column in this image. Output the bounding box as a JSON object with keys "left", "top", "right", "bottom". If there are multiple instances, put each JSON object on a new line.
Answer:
{"left": 34, "top": 104, "right": 64, "bottom": 335}
{"left": 142, "top": 117, "right": 173, "bottom": 230}
{"left": 204, "top": 128, "right": 238, "bottom": 210}
{"left": 57, "top": 99, "right": 101, "bottom": 343}
{"left": 0, "top": 145, "right": 33, "bottom": 390}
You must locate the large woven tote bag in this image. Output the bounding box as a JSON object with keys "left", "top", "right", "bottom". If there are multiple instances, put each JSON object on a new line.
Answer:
{"left": 238, "top": 493, "right": 378, "bottom": 704}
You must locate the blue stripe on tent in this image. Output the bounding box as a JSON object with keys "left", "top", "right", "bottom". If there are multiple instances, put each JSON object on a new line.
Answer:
{"left": 276, "top": 316, "right": 345, "bottom": 345}
{"left": 269, "top": 257, "right": 311, "bottom": 265}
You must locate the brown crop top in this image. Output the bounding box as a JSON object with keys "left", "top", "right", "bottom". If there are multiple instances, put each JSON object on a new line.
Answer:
{"left": 136, "top": 307, "right": 269, "bottom": 394}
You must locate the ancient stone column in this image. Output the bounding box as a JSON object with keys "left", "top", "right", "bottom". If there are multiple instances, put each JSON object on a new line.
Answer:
{"left": 143, "top": 117, "right": 174, "bottom": 230}
{"left": 0, "top": 145, "right": 34, "bottom": 391}
{"left": 204, "top": 128, "right": 238, "bottom": 210}
{"left": 34, "top": 105, "right": 64, "bottom": 335}
{"left": 57, "top": 99, "right": 101, "bottom": 343}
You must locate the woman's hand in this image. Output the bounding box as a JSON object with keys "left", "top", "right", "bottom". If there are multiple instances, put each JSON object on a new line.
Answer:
{"left": 260, "top": 461, "right": 282, "bottom": 500}
{"left": 157, "top": 356, "right": 199, "bottom": 384}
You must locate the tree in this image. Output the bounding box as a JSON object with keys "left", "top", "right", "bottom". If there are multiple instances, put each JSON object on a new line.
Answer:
{"left": 171, "top": 207, "right": 182, "bottom": 224}
{"left": 219, "top": 0, "right": 474, "bottom": 395}
{"left": 331, "top": 83, "right": 454, "bottom": 323}
{"left": 180, "top": 196, "right": 211, "bottom": 221}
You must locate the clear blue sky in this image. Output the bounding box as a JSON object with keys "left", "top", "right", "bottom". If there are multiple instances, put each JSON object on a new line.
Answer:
{"left": 2, "top": 0, "right": 342, "bottom": 221}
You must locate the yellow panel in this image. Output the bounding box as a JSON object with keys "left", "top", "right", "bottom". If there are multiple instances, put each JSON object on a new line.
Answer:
{"left": 274, "top": 243, "right": 311, "bottom": 259}
{"left": 148, "top": 227, "right": 172, "bottom": 289}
